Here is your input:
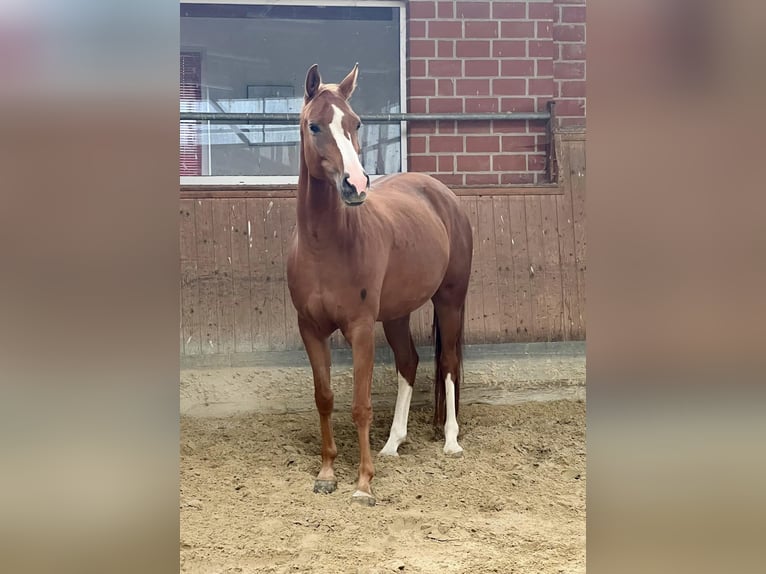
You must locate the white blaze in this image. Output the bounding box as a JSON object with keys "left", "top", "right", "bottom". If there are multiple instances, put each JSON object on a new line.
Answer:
{"left": 329, "top": 104, "right": 367, "bottom": 193}
{"left": 379, "top": 373, "right": 413, "bottom": 457}
{"left": 443, "top": 373, "right": 463, "bottom": 455}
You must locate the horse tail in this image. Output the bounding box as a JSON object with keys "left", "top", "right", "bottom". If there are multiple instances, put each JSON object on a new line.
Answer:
{"left": 433, "top": 303, "right": 465, "bottom": 428}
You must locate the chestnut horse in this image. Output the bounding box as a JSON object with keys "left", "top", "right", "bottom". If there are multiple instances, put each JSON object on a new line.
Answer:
{"left": 287, "top": 64, "right": 473, "bottom": 506}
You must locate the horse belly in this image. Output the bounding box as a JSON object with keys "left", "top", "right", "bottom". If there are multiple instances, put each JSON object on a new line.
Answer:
{"left": 377, "top": 238, "right": 449, "bottom": 321}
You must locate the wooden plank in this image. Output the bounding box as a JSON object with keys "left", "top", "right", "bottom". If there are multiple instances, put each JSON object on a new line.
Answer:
{"left": 569, "top": 140, "right": 587, "bottom": 339}
{"left": 461, "top": 196, "right": 485, "bottom": 344}
{"left": 541, "top": 194, "right": 564, "bottom": 340}
{"left": 247, "top": 199, "right": 269, "bottom": 350}
{"left": 524, "top": 196, "right": 546, "bottom": 341}
{"left": 279, "top": 198, "right": 301, "bottom": 351}
{"left": 179, "top": 199, "right": 199, "bottom": 355}
{"left": 194, "top": 200, "right": 219, "bottom": 354}
{"left": 554, "top": 136, "right": 579, "bottom": 340}
{"left": 229, "top": 199, "right": 253, "bottom": 353}
{"left": 492, "top": 196, "right": 517, "bottom": 341}
{"left": 477, "top": 197, "right": 501, "bottom": 342}
{"left": 263, "top": 198, "right": 287, "bottom": 350}
{"left": 180, "top": 184, "right": 563, "bottom": 200}
{"left": 508, "top": 196, "right": 533, "bottom": 340}
{"left": 212, "top": 199, "right": 235, "bottom": 354}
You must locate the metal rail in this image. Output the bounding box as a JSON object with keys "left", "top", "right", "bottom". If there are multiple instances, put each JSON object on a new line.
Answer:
{"left": 179, "top": 111, "right": 551, "bottom": 123}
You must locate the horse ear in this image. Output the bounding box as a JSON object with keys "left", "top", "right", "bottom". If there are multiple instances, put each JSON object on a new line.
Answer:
{"left": 305, "top": 64, "right": 321, "bottom": 102}
{"left": 338, "top": 63, "right": 359, "bottom": 100}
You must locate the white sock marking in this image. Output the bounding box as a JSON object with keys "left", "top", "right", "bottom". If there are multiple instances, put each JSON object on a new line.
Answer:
{"left": 329, "top": 104, "right": 367, "bottom": 193}
{"left": 380, "top": 373, "right": 413, "bottom": 456}
{"left": 443, "top": 373, "right": 463, "bottom": 455}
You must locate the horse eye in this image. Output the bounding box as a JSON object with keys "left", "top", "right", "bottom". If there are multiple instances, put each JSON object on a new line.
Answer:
{"left": 356, "top": 122, "right": 361, "bottom": 130}
{"left": 309, "top": 124, "right": 320, "bottom": 134}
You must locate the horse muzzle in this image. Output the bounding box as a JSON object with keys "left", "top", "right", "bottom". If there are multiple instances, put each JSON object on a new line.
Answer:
{"left": 340, "top": 173, "right": 369, "bottom": 206}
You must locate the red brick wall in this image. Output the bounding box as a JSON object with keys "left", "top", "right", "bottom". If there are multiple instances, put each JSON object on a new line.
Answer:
{"left": 406, "top": 0, "right": 586, "bottom": 185}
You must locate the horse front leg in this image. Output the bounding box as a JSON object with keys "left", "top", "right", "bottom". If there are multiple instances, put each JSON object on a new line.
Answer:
{"left": 345, "top": 319, "right": 376, "bottom": 506}
{"left": 298, "top": 318, "right": 337, "bottom": 494}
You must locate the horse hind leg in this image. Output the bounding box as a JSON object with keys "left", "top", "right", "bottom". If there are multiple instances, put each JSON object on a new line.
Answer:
{"left": 379, "top": 315, "right": 418, "bottom": 457}
{"left": 432, "top": 300, "right": 465, "bottom": 457}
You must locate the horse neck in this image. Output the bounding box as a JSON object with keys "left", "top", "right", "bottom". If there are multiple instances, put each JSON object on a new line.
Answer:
{"left": 296, "top": 144, "right": 345, "bottom": 245}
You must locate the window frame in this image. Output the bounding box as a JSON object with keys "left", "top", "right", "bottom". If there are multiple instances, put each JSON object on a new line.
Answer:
{"left": 180, "top": 0, "right": 408, "bottom": 186}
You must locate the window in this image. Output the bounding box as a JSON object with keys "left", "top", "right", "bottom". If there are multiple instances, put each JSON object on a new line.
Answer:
{"left": 180, "top": 1, "right": 406, "bottom": 185}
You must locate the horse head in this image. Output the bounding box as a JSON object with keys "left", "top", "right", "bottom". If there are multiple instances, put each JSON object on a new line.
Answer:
{"left": 301, "top": 64, "right": 370, "bottom": 206}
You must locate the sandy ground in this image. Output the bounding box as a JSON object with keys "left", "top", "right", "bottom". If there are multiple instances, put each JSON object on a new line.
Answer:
{"left": 180, "top": 354, "right": 586, "bottom": 573}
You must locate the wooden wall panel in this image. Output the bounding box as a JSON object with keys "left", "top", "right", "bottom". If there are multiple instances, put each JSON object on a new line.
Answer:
{"left": 230, "top": 199, "right": 253, "bottom": 352}
{"left": 179, "top": 132, "right": 586, "bottom": 357}
{"left": 179, "top": 200, "right": 199, "bottom": 355}
{"left": 212, "top": 200, "right": 235, "bottom": 354}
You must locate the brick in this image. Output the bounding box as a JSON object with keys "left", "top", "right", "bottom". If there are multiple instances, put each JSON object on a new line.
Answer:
{"left": 501, "top": 21, "right": 535, "bottom": 38}
{"left": 428, "top": 136, "right": 463, "bottom": 153}
{"left": 560, "top": 80, "right": 586, "bottom": 98}
{"left": 555, "top": 98, "right": 586, "bottom": 116}
{"left": 553, "top": 24, "right": 585, "bottom": 43}
{"left": 493, "top": 154, "right": 526, "bottom": 171}
{"left": 465, "top": 98, "right": 498, "bottom": 113}
{"left": 437, "top": 79, "right": 454, "bottom": 96}
{"left": 429, "top": 21, "right": 463, "bottom": 38}
{"left": 493, "top": 2, "right": 526, "bottom": 20}
{"left": 409, "top": 122, "right": 436, "bottom": 135}
{"left": 500, "top": 97, "right": 536, "bottom": 112}
{"left": 409, "top": 20, "right": 426, "bottom": 38}
{"left": 529, "top": 2, "right": 555, "bottom": 20}
{"left": 528, "top": 78, "right": 554, "bottom": 96}
{"left": 408, "top": 97, "right": 427, "bottom": 113}
{"left": 465, "top": 59, "right": 499, "bottom": 77}
{"left": 437, "top": 120, "right": 456, "bottom": 134}
{"left": 437, "top": 0, "right": 453, "bottom": 19}
{"left": 493, "top": 78, "right": 526, "bottom": 96}
{"left": 438, "top": 155, "right": 455, "bottom": 172}
{"left": 465, "top": 21, "right": 498, "bottom": 39}
{"left": 438, "top": 40, "right": 454, "bottom": 58}
{"left": 501, "top": 173, "right": 535, "bottom": 184}
{"left": 456, "top": 40, "right": 490, "bottom": 58}
{"left": 527, "top": 154, "right": 547, "bottom": 171}
{"left": 536, "top": 21, "right": 552, "bottom": 39}
{"left": 457, "top": 155, "right": 491, "bottom": 172}
{"left": 409, "top": 78, "right": 436, "bottom": 97}
{"left": 529, "top": 40, "right": 554, "bottom": 58}
{"left": 429, "top": 59, "right": 462, "bottom": 77}
{"left": 466, "top": 173, "right": 499, "bottom": 185}
{"left": 554, "top": 61, "right": 585, "bottom": 80}
{"left": 410, "top": 39, "right": 435, "bottom": 58}
{"left": 409, "top": 155, "right": 437, "bottom": 172}
{"left": 493, "top": 40, "right": 526, "bottom": 58}
{"left": 457, "top": 79, "right": 490, "bottom": 96}
{"left": 493, "top": 121, "right": 529, "bottom": 134}
{"left": 409, "top": 59, "right": 426, "bottom": 77}
{"left": 561, "top": 6, "right": 586, "bottom": 23}
{"left": 502, "top": 135, "right": 536, "bottom": 152}
{"left": 409, "top": 1, "right": 435, "bottom": 19}
{"left": 433, "top": 173, "right": 463, "bottom": 186}
{"left": 536, "top": 59, "right": 554, "bottom": 77}
{"left": 501, "top": 59, "right": 535, "bottom": 77}
{"left": 466, "top": 135, "right": 500, "bottom": 153}
{"left": 561, "top": 43, "right": 586, "bottom": 60}
{"left": 456, "top": 2, "right": 490, "bottom": 19}
{"left": 408, "top": 136, "right": 427, "bottom": 154}
{"left": 429, "top": 98, "right": 463, "bottom": 113}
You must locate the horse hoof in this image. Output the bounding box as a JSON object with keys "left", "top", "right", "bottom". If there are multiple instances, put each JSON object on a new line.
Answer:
{"left": 313, "top": 479, "right": 337, "bottom": 494}
{"left": 351, "top": 491, "right": 376, "bottom": 507}
{"left": 444, "top": 446, "right": 464, "bottom": 458}
{"left": 378, "top": 448, "right": 400, "bottom": 457}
